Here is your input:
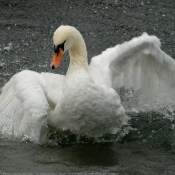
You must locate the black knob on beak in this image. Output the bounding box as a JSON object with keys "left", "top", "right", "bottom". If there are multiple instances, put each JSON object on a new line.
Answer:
{"left": 51, "top": 65, "right": 55, "bottom": 69}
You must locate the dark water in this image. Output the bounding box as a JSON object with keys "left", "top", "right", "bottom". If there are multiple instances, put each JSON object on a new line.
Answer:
{"left": 1, "top": 0, "right": 175, "bottom": 174}
{"left": 1, "top": 139, "right": 175, "bottom": 174}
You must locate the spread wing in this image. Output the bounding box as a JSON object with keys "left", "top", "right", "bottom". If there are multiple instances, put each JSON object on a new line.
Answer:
{"left": 0, "top": 70, "right": 49, "bottom": 142}
{"left": 89, "top": 33, "right": 175, "bottom": 110}
{"left": 0, "top": 70, "right": 65, "bottom": 143}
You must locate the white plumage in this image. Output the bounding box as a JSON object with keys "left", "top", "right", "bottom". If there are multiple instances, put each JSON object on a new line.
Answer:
{"left": 0, "top": 25, "right": 175, "bottom": 143}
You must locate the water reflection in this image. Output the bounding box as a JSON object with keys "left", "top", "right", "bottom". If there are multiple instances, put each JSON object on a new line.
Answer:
{"left": 59, "top": 142, "right": 119, "bottom": 166}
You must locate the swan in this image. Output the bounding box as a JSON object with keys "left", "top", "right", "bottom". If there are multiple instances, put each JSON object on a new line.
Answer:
{"left": 0, "top": 25, "right": 175, "bottom": 143}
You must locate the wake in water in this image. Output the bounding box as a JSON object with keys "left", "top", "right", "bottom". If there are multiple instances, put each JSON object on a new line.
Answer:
{"left": 0, "top": 26, "right": 175, "bottom": 146}
{"left": 45, "top": 85, "right": 175, "bottom": 147}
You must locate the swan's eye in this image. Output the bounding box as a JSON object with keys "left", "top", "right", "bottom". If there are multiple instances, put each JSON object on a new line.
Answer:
{"left": 54, "top": 40, "right": 66, "bottom": 53}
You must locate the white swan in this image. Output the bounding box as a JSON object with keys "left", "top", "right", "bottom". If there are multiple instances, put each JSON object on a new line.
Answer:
{"left": 0, "top": 25, "right": 175, "bottom": 143}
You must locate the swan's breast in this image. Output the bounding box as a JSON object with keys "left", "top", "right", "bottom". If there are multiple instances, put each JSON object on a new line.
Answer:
{"left": 52, "top": 67, "right": 127, "bottom": 137}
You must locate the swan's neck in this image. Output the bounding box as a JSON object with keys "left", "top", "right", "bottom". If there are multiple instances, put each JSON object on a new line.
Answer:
{"left": 68, "top": 31, "right": 88, "bottom": 70}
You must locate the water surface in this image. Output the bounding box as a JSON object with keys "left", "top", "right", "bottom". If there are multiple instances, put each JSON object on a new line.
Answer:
{"left": 1, "top": 0, "right": 175, "bottom": 174}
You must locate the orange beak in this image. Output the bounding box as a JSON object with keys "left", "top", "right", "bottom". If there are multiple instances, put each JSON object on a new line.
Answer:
{"left": 50, "top": 48, "right": 64, "bottom": 69}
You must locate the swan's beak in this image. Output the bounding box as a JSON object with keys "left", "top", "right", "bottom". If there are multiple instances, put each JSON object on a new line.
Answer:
{"left": 50, "top": 48, "right": 64, "bottom": 69}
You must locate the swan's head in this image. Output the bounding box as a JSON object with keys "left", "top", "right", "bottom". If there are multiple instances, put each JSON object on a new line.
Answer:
{"left": 50, "top": 25, "right": 79, "bottom": 69}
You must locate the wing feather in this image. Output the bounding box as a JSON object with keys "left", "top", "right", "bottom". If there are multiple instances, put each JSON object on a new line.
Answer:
{"left": 89, "top": 33, "right": 175, "bottom": 110}
{"left": 0, "top": 70, "right": 49, "bottom": 142}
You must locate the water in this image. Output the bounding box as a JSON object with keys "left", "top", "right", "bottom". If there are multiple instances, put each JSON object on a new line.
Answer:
{"left": 1, "top": 139, "right": 175, "bottom": 174}
{"left": 1, "top": 0, "right": 175, "bottom": 174}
